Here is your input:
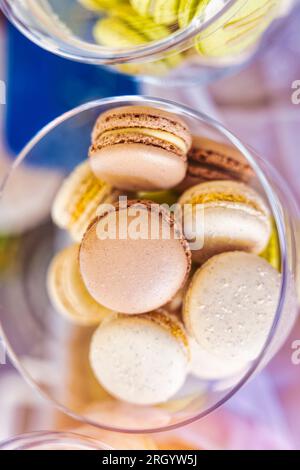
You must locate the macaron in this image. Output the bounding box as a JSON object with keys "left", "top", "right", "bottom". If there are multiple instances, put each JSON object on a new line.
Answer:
{"left": 184, "top": 252, "right": 281, "bottom": 364}
{"left": 89, "top": 105, "right": 191, "bottom": 191}
{"left": 52, "top": 161, "right": 120, "bottom": 243}
{"left": 179, "top": 180, "right": 271, "bottom": 264}
{"left": 178, "top": 0, "right": 211, "bottom": 28}
{"left": 177, "top": 136, "right": 255, "bottom": 192}
{"left": 189, "top": 337, "right": 247, "bottom": 381}
{"left": 195, "top": 0, "right": 280, "bottom": 57}
{"left": 89, "top": 310, "right": 190, "bottom": 405}
{"left": 79, "top": 200, "right": 192, "bottom": 314}
{"left": 47, "top": 244, "right": 115, "bottom": 326}
{"left": 130, "top": 0, "right": 180, "bottom": 26}
{"left": 260, "top": 220, "right": 281, "bottom": 271}
{"left": 93, "top": 6, "right": 182, "bottom": 76}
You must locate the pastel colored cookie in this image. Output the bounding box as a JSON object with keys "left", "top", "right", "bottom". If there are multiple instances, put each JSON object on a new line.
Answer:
{"left": 52, "top": 161, "right": 120, "bottom": 243}
{"left": 177, "top": 135, "right": 255, "bottom": 192}
{"left": 90, "top": 105, "right": 191, "bottom": 191}
{"left": 195, "top": 0, "right": 281, "bottom": 57}
{"left": 89, "top": 310, "right": 189, "bottom": 405}
{"left": 189, "top": 337, "right": 247, "bottom": 381}
{"left": 93, "top": 6, "right": 182, "bottom": 75}
{"left": 178, "top": 0, "right": 211, "bottom": 28}
{"left": 79, "top": 200, "right": 191, "bottom": 314}
{"left": 179, "top": 180, "right": 271, "bottom": 264}
{"left": 130, "top": 0, "right": 180, "bottom": 25}
{"left": 184, "top": 252, "right": 281, "bottom": 364}
{"left": 47, "top": 245, "right": 115, "bottom": 326}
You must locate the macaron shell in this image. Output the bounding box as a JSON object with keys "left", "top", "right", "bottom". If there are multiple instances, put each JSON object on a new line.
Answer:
{"left": 178, "top": 0, "right": 210, "bottom": 28}
{"left": 92, "top": 106, "right": 192, "bottom": 150}
{"left": 179, "top": 180, "right": 270, "bottom": 213}
{"left": 180, "top": 180, "right": 271, "bottom": 263}
{"left": 184, "top": 252, "right": 281, "bottom": 364}
{"left": 89, "top": 312, "right": 189, "bottom": 405}
{"left": 90, "top": 143, "right": 187, "bottom": 191}
{"left": 195, "top": 0, "right": 280, "bottom": 57}
{"left": 152, "top": 0, "right": 180, "bottom": 25}
{"left": 79, "top": 202, "right": 191, "bottom": 314}
{"left": 189, "top": 203, "right": 271, "bottom": 264}
{"left": 178, "top": 136, "right": 255, "bottom": 192}
{"left": 47, "top": 245, "right": 115, "bottom": 326}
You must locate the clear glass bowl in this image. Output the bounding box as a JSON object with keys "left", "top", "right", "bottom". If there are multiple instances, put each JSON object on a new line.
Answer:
{"left": 0, "top": 96, "right": 298, "bottom": 433}
{"left": 0, "top": 431, "right": 112, "bottom": 450}
{"left": 0, "top": 0, "right": 296, "bottom": 85}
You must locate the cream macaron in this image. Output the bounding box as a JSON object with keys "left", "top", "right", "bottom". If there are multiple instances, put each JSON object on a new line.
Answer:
{"left": 79, "top": 200, "right": 191, "bottom": 314}
{"left": 184, "top": 252, "right": 281, "bottom": 365}
{"left": 89, "top": 106, "right": 191, "bottom": 191}
{"left": 179, "top": 180, "right": 271, "bottom": 264}
{"left": 47, "top": 244, "right": 115, "bottom": 326}
{"left": 52, "top": 160, "right": 120, "bottom": 243}
{"left": 89, "top": 310, "right": 190, "bottom": 405}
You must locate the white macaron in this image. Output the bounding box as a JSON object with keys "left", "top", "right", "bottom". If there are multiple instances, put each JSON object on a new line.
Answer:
{"left": 184, "top": 252, "right": 281, "bottom": 365}
{"left": 89, "top": 310, "right": 189, "bottom": 405}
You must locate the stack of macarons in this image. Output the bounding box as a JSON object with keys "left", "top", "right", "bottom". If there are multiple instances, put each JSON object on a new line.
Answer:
{"left": 48, "top": 104, "right": 281, "bottom": 406}
{"left": 78, "top": 0, "right": 283, "bottom": 76}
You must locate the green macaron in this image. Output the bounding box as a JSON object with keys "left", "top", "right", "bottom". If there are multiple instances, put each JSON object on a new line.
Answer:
{"left": 195, "top": 0, "right": 280, "bottom": 57}
{"left": 93, "top": 5, "right": 182, "bottom": 75}
{"left": 131, "top": 0, "right": 180, "bottom": 26}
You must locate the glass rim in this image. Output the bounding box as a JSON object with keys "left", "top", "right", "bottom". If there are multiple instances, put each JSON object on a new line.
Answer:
{"left": 0, "top": 95, "right": 294, "bottom": 434}
{"left": 0, "top": 0, "right": 243, "bottom": 64}
{"left": 0, "top": 431, "right": 113, "bottom": 450}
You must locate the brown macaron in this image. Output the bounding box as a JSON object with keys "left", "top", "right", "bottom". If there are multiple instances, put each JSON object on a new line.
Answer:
{"left": 89, "top": 106, "right": 192, "bottom": 191}
{"left": 79, "top": 199, "right": 191, "bottom": 315}
{"left": 177, "top": 136, "right": 255, "bottom": 192}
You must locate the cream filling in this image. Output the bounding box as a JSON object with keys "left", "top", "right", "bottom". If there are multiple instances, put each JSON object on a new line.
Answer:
{"left": 100, "top": 127, "right": 188, "bottom": 153}
{"left": 189, "top": 192, "right": 264, "bottom": 215}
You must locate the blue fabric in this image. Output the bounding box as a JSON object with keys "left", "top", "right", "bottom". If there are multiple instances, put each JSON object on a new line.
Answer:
{"left": 4, "top": 22, "right": 138, "bottom": 164}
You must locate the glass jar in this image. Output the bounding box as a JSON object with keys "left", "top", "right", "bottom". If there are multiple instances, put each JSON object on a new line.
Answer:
{"left": 0, "top": 431, "right": 112, "bottom": 450}
{"left": 0, "top": 96, "right": 298, "bottom": 434}
{"left": 0, "top": 0, "right": 296, "bottom": 84}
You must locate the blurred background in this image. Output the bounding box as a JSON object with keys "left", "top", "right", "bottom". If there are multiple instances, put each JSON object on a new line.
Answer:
{"left": 0, "top": 4, "right": 300, "bottom": 450}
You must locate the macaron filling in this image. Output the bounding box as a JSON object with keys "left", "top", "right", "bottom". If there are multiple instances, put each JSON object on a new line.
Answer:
{"left": 189, "top": 192, "right": 266, "bottom": 215}
{"left": 68, "top": 176, "right": 108, "bottom": 226}
{"left": 143, "top": 310, "right": 190, "bottom": 357}
{"left": 95, "top": 127, "right": 188, "bottom": 155}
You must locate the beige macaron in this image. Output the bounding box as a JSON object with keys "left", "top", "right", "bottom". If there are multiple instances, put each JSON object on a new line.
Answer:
{"left": 184, "top": 252, "right": 281, "bottom": 365}
{"left": 47, "top": 244, "right": 115, "bottom": 326}
{"left": 89, "top": 106, "right": 191, "bottom": 191}
{"left": 79, "top": 200, "right": 191, "bottom": 314}
{"left": 89, "top": 310, "right": 190, "bottom": 405}
{"left": 179, "top": 180, "right": 271, "bottom": 264}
